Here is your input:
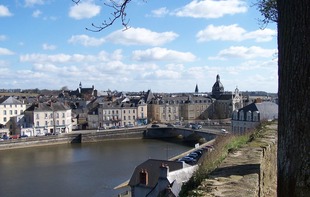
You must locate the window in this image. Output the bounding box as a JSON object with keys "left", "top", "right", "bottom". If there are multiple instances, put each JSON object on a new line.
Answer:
{"left": 124, "top": 116, "right": 126, "bottom": 120}
{"left": 50, "top": 121, "right": 53, "bottom": 126}
{"left": 45, "top": 121, "right": 48, "bottom": 126}
{"left": 56, "top": 113, "right": 59, "bottom": 118}
{"left": 36, "top": 114, "right": 39, "bottom": 119}
{"left": 128, "top": 116, "right": 131, "bottom": 120}
{"left": 3, "top": 117, "right": 7, "bottom": 122}
{"left": 247, "top": 111, "right": 252, "bottom": 121}
{"left": 3, "top": 110, "right": 6, "bottom": 115}
{"left": 141, "top": 107, "right": 143, "bottom": 111}
{"left": 45, "top": 113, "right": 48, "bottom": 119}
{"left": 62, "top": 113, "right": 65, "bottom": 118}
{"left": 36, "top": 121, "right": 39, "bottom": 126}
{"left": 133, "top": 115, "right": 135, "bottom": 120}
{"left": 15, "top": 110, "right": 17, "bottom": 115}
{"left": 10, "top": 110, "right": 12, "bottom": 115}
{"left": 62, "top": 120, "right": 65, "bottom": 125}
{"left": 57, "top": 120, "right": 59, "bottom": 125}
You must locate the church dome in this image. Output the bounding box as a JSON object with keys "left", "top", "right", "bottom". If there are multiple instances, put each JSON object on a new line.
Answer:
{"left": 212, "top": 74, "right": 224, "bottom": 98}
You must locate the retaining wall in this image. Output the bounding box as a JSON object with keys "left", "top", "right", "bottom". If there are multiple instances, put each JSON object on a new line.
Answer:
{"left": 191, "top": 123, "right": 278, "bottom": 197}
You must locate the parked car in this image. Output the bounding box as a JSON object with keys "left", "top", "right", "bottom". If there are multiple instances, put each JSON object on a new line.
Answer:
{"left": 36, "top": 133, "right": 45, "bottom": 137}
{"left": 192, "top": 124, "right": 202, "bottom": 129}
{"left": 1, "top": 135, "right": 10, "bottom": 140}
{"left": 125, "top": 124, "right": 134, "bottom": 128}
{"left": 151, "top": 124, "right": 160, "bottom": 128}
{"left": 166, "top": 123, "right": 176, "bottom": 128}
{"left": 221, "top": 129, "right": 229, "bottom": 134}
{"left": 19, "top": 135, "right": 28, "bottom": 139}
{"left": 188, "top": 152, "right": 199, "bottom": 158}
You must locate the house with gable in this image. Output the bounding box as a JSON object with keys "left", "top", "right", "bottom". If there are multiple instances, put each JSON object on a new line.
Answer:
{"left": 128, "top": 159, "right": 197, "bottom": 197}
{"left": 231, "top": 99, "right": 278, "bottom": 133}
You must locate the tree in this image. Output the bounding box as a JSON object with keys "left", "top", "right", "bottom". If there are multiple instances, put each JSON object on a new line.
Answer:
{"left": 254, "top": 0, "right": 277, "bottom": 27}
{"left": 72, "top": 0, "right": 132, "bottom": 31}
{"left": 277, "top": 0, "right": 310, "bottom": 196}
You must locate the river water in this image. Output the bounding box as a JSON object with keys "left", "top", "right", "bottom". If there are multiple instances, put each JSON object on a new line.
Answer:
{"left": 0, "top": 139, "right": 191, "bottom": 197}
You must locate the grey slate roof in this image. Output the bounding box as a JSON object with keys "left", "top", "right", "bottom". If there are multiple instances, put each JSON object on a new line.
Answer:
{"left": 26, "top": 102, "right": 70, "bottom": 112}
{"left": 128, "top": 159, "right": 184, "bottom": 188}
{"left": 238, "top": 101, "right": 278, "bottom": 120}
{"left": 0, "top": 96, "right": 23, "bottom": 105}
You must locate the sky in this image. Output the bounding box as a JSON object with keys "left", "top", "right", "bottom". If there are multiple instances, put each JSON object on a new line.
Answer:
{"left": 0, "top": 0, "right": 278, "bottom": 93}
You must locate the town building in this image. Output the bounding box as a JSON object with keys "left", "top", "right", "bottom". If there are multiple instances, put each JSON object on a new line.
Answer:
{"left": 22, "top": 102, "right": 72, "bottom": 136}
{"left": 128, "top": 159, "right": 197, "bottom": 197}
{"left": 231, "top": 100, "right": 278, "bottom": 133}
{"left": 0, "top": 96, "right": 28, "bottom": 135}
{"left": 87, "top": 97, "right": 148, "bottom": 129}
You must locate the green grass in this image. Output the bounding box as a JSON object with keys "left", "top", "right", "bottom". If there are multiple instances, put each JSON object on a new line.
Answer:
{"left": 179, "top": 121, "right": 275, "bottom": 197}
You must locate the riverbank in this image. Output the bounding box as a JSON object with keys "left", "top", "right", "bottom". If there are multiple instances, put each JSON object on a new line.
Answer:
{"left": 0, "top": 128, "right": 146, "bottom": 151}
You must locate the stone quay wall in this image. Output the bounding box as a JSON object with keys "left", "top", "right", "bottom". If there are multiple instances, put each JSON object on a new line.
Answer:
{"left": 192, "top": 123, "right": 278, "bottom": 197}
{"left": 0, "top": 127, "right": 147, "bottom": 150}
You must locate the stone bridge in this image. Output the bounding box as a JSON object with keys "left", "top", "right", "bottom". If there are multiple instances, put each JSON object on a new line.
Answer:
{"left": 145, "top": 127, "right": 219, "bottom": 142}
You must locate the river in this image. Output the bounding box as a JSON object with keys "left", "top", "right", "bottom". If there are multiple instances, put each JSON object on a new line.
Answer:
{"left": 0, "top": 139, "right": 191, "bottom": 197}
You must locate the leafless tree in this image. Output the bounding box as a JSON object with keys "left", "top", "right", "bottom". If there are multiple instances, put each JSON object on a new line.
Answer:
{"left": 72, "top": 0, "right": 132, "bottom": 31}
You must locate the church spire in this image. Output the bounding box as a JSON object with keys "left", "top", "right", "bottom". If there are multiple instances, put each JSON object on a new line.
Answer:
{"left": 195, "top": 84, "right": 199, "bottom": 94}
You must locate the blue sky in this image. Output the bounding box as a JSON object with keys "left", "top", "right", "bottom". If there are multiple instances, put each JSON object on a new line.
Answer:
{"left": 0, "top": 0, "right": 277, "bottom": 93}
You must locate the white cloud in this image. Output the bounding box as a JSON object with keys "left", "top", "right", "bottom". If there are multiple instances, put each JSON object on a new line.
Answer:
{"left": 154, "top": 70, "right": 181, "bottom": 79}
{"left": 132, "top": 47, "right": 196, "bottom": 62}
{"left": 174, "top": 0, "right": 247, "bottom": 19}
{"left": 20, "top": 53, "right": 72, "bottom": 63}
{"left": 25, "top": 0, "right": 46, "bottom": 7}
{"left": 209, "top": 46, "right": 276, "bottom": 60}
{"left": 68, "top": 34, "right": 105, "bottom": 46}
{"left": 0, "top": 35, "right": 6, "bottom": 41}
{"left": 19, "top": 50, "right": 122, "bottom": 64}
{"left": 106, "top": 27, "right": 178, "bottom": 46}
{"left": 244, "top": 28, "right": 277, "bottom": 42}
{"left": 42, "top": 43, "right": 56, "bottom": 50}
{"left": 197, "top": 24, "right": 276, "bottom": 42}
{"left": 150, "top": 7, "right": 169, "bottom": 17}
{"left": 69, "top": 2, "right": 101, "bottom": 20}
{"left": 0, "top": 47, "right": 14, "bottom": 55}
{"left": 32, "top": 10, "right": 42, "bottom": 18}
{"left": 0, "top": 5, "right": 13, "bottom": 17}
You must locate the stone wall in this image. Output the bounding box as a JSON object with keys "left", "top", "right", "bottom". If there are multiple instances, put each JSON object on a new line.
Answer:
{"left": 191, "top": 123, "right": 277, "bottom": 197}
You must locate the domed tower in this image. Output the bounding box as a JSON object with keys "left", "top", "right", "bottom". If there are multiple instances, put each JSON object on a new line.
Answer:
{"left": 212, "top": 74, "right": 224, "bottom": 99}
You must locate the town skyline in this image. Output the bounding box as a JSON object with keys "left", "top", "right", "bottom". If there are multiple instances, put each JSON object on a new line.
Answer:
{"left": 1, "top": 0, "right": 277, "bottom": 93}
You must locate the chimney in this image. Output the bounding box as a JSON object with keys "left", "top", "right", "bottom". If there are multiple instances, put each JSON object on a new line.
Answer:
{"left": 159, "top": 163, "right": 169, "bottom": 179}
{"left": 255, "top": 98, "right": 262, "bottom": 103}
{"left": 139, "top": 169, "right": 148, "bottom": 185}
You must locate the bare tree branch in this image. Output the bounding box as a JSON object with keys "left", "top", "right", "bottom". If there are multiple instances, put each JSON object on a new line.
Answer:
{"left": 72, "top": 0, "right": 132, "bottom": 32}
